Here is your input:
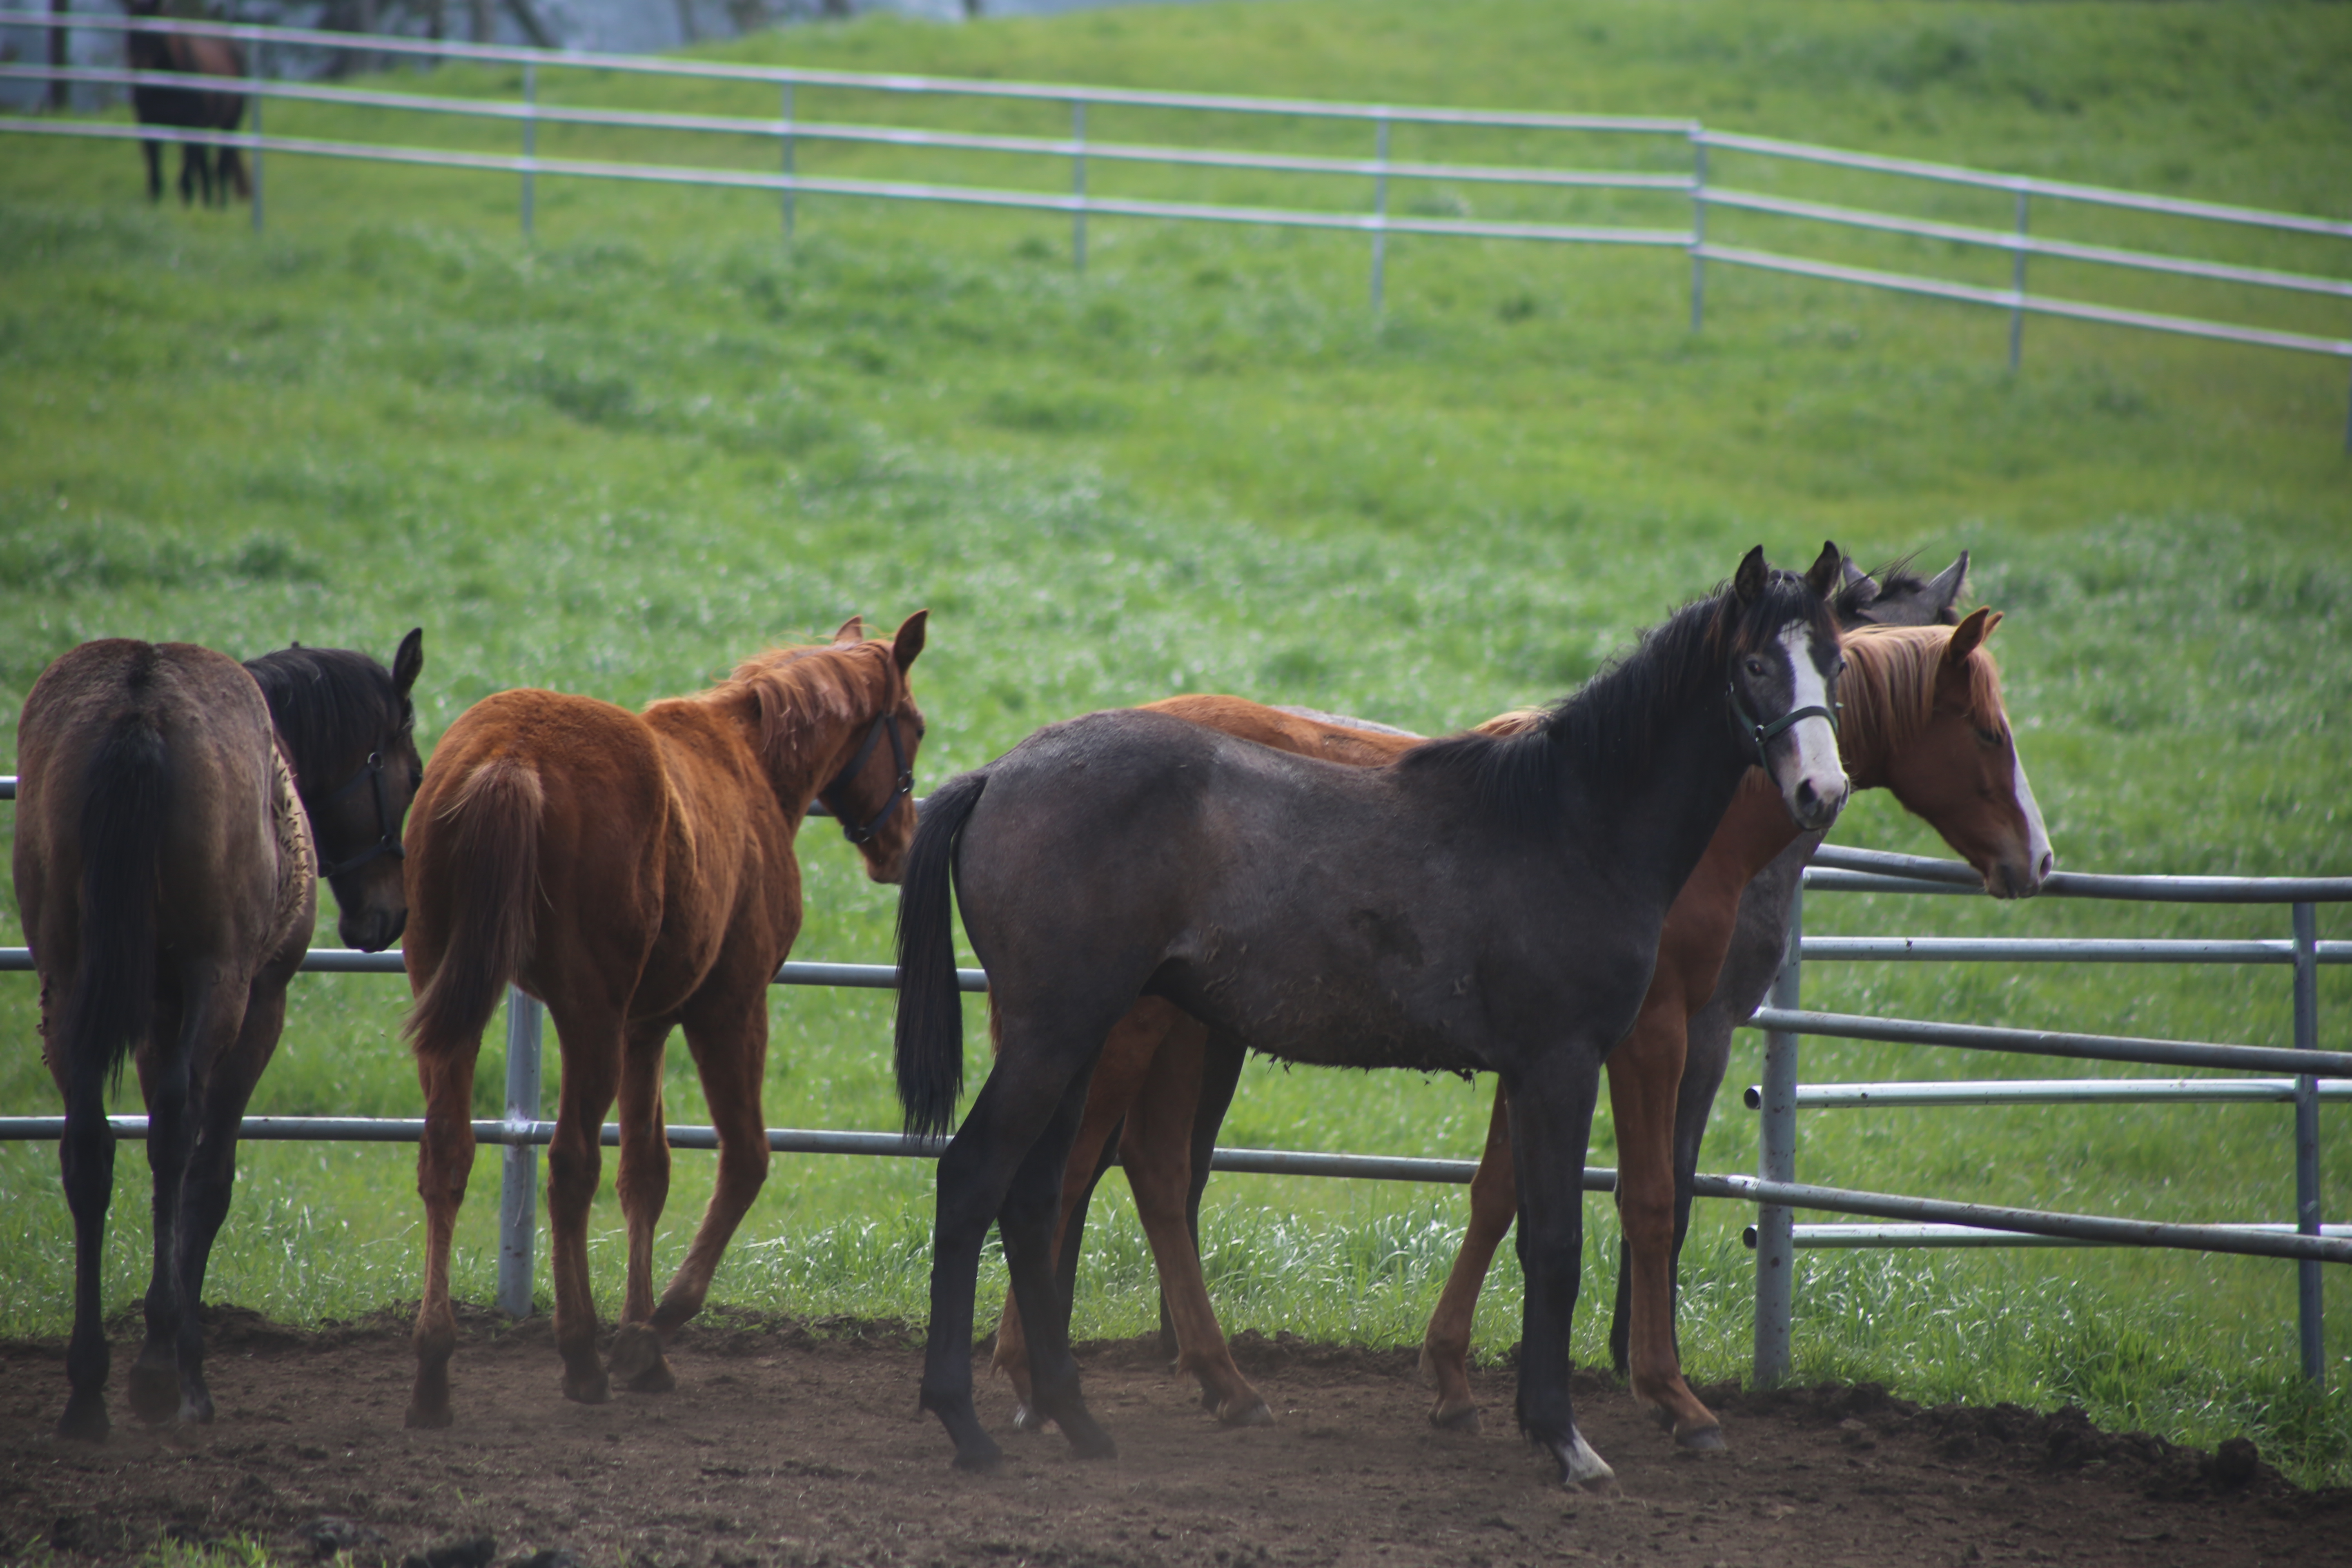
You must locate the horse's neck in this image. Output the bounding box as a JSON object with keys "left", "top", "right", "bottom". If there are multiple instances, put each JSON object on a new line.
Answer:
{"left": 1574, "top": 693, "right": 1751, "bottom": 914}
{"left": 1833, "top": 664, "right": 1906, "bottom": 791}
{"left": 1709, "top": 771, "right": 1804, "bottom": 886}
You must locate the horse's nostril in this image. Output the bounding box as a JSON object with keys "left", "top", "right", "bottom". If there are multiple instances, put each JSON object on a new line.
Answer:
{"left": 2038, "top": 852, "right": 2054, "bottom": 880}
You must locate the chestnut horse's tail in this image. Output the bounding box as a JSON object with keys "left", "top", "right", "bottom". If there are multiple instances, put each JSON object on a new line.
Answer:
{"left": 404, "top": 757, "right": 543, "bottom": 1054}
{"left": 894, "top": 768, "right": 988, "bottom": 1140}
{"left": 65, "top": 710, "right": 172, "bottom": 1094}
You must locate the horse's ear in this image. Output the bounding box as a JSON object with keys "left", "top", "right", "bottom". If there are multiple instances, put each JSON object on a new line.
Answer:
{"left": 1840, "top": 556, "right": 1880, "bottom": 598}
{"left": 392, "top": 628, "right": 424, "bottom": 700}
{"left": 1803, "top": 541, "right": 1842, "bottom": 599}
{"left": 1733, "top": 546, "right": 1768, "bottom": 604}
{"left": 832, "top": 615, "right": 865, "bottom": 646}
{"left": 892, "top": 610, "right": 929, "bottom": 672}
{"left": 1944, "top": 606, "right": 1998, "bottom": 667}
{"left": 1924, "top": 552, "right": 1970, "bottom": 620}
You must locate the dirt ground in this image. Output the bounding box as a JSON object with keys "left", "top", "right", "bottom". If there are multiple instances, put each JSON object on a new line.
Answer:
{"left": 3, "top": 1307, "right": 2347, "bottom": 1568}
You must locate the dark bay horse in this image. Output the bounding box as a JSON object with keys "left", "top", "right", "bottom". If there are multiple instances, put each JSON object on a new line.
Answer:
{"left": 985, "top": 557, "right": 2007, "bottom": 1435}
{"left": 127, "top": 2, "right": 250, "bottom": 207}
{"left": 14, "top": 632, "right": 422, "bottom": 1441}
{"left": 896, "top": 547, "right": 1846, "bottom": 1486}
{"left": 400, "top": 613, "right": 928, "bottom": 1428}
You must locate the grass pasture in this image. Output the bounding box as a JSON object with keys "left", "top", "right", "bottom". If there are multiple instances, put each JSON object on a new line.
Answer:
{"left": 2, "top": 0, "right": 2351, "bottom": 1485}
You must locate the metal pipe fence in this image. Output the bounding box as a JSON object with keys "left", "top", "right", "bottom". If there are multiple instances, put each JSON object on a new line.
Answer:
{"left": 4, "top": 13, "right": 2349, "bottom": 441}
{"left": 1738, "top": 844, "right": 2346, "bottom": 1390}
{"left": 0, "top": 764, "right": 2345, "bottom": 1375}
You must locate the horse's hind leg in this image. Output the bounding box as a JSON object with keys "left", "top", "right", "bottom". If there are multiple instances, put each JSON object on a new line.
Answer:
{"left": 995, "top": 998, "right": 1168, "bottom": 1429}
{"left": 55, "top": 1028, "right": 119, "bottom": 1443}
{"left": 996, "top": 1062, "right": 1116, "bottom": 1461}
{"left": 1419, "top": 1082, "right": 1515, "bottom": 1431}
{"left": 165, "top": 971, "right": 283, "bottom": 1425}
{"left": 142, "top": 139, "right": 165, "bottom": 203}
{"left": 605, "top": 1016, "right": 679, "bottom": 1394}
{"left": 127, "top": 980, "right": 202, "bottom": 1427}
{"left": 406, "top": 1037, "right": 481, "bottom": 1428}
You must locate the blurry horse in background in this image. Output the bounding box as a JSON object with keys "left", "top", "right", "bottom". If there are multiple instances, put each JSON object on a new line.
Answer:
{"left": 400, "top": 613, "right": 927, "bottom": 1428}
{"left": 14, "top": 631, "right": 421, "bottom": 1441}
{"left": 127, "top": 0, "right": 250, "bottom": 207}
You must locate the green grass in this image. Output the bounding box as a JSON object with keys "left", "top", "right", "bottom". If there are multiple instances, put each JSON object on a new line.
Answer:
{"left": 2, "top": 0, "right": 2350, "bottom": 1484}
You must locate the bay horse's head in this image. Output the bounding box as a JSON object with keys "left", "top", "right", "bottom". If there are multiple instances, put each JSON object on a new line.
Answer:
{"left": 742, "top": 611, "right": 929, "bottom": 883}
{"left": 1841, "top": 612, "right": 2054, "bottom": 899}
{"left": 245, "top": 629, "right": 426, "bottom": 951}
{"left": 1722, "top": 542, "right": 1849, "bottom": 833}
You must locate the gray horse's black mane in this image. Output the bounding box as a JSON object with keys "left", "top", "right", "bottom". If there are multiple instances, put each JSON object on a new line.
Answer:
{"left": 1400, "top": 570, "right": 1835, "bottom": 825}
{"left": 243, "top": 645, "right": 410, "bottom": 796}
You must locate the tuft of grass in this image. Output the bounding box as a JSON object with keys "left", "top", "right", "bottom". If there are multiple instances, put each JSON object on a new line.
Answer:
{"left": 0, "top": 0, "right": 2348, "bottom": 1486}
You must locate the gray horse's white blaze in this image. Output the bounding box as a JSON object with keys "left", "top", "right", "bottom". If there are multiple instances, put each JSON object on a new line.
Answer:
{"left": 1770, "top": 622, "right": 1847, "bottom": 831}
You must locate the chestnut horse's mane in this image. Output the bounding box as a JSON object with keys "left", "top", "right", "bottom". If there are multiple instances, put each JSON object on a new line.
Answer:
{"left": 720, "top": 637, "right": 902, "bottom": 768}
{"left": 1838, "top": 623, "right": 2005, "bottom": 754}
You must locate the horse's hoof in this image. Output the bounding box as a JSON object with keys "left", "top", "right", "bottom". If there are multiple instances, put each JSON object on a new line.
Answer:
{"left": 1060, "top": 1418, "right": 1118, "bottom": 1461}
{"left": 951, "top": 1439, "right": 1004, "bottom": 1474}
{"left": 562, "top": 1372, "right": 612, "bottom": 1407}
{"left": 1675, "top": 1423, "right": 1726, "bottom": 1452}
{"left": 56, "top": 1395, "right": 110, "bottom": 1444}
{"left": 1011, "top": 1402, "right": 1050, "bottom": 1434}
{"left": 1217, "top": 1398, "right": 1274, "bottom": 1429}
{"left": 1429, "top": 1401, "right": 1483, "bottom": 1433}
{"left": 1551, "top": 1428, "right": 1617, "bottom": 1493}
{"left": 403, "top": 1401, "right": 454, "bottom": 1431}
{"left": 178, "top": 1390, "right": 217, "bottom": 1426}
{"left": 128, "top": 1359, "right": 179, "bottom": 1425}
{"left": 608, "top": 1323, "right": 670, "bottom": 1392}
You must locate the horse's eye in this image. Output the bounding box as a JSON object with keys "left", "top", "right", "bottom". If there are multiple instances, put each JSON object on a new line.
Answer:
{"left": 1975, "top": 726, "right": 2002, "bottom": 746}
{"left": 1744, "top": 657, "right": 1766, "bottom": 677}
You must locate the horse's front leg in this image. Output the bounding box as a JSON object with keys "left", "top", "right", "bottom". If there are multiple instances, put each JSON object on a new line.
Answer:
{"left": 1507, "top": 1047, "right": 1615, "bottom": 1492}
{"left": 607, "top": 1017, "right": 679, "bottom": 1394}
{"left": 542, "top": 1003, "right": 624, "bottom": 1409}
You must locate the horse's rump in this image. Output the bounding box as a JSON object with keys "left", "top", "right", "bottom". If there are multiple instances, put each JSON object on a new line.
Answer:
{"left": 403, "top": 750, "right": 547, "bottom": 1054}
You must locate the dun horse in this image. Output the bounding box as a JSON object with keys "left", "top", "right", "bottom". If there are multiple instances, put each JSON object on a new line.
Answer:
{"left": 15, "top": 631, "right": 423, "bottom": 1441}
{"left": 988, "top": 557, "right": 2007, "bottom": 1434}
{"left": 897, "top": 547, "right": 1847, "bottom": 1486}
{"left": 400, "top": 614, "right": 927, "bottom": 1428}
{"left": 127, "top": 1, "right": 250, "bottom": 208}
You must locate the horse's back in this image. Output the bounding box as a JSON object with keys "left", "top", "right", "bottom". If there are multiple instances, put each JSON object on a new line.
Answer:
{"left": 1143, "top": 694, "right": 1420, "bottom": 768}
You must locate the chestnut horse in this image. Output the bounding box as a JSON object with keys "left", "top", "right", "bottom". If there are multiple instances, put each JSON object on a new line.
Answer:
{"left": 400, "top": 614, "right": 927, "bottom": 1428}
{"left": 15, "top": 632, "right": 422, "bottom": 1440}
{"left": 898, "top": 547, "right": 1847, "bottom": 1486}
{"left": 990, "top": 564, "right": 2046, "bottom": 1450}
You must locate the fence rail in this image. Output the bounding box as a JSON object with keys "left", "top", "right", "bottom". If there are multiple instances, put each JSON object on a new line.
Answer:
{"left": 6, "top": 12, "right": 2349, "bottom": 443}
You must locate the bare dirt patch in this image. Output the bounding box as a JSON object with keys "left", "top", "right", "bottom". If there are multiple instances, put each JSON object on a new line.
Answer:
{"left": 3, "top": 1307, "right": 2346, "bottom": 1567}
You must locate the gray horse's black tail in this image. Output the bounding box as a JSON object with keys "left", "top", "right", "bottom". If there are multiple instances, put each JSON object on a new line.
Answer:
{"left": 895, "top": 768, "right": 988, "bottom": 1140}
{"left": 68, "top": 712, "right": 171, "bottom": 1094}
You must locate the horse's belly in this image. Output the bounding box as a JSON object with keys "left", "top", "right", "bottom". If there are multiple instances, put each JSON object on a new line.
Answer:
{"left": 1165, "top": 965, "right": 1488, "bottom": 1076}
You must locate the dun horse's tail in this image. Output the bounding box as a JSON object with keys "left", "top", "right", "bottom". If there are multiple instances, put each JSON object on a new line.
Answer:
{"left": 64, "top": 713, "right": 172, "bottom": 1095}
{"left": 894, "top": 768, "right": 988, "bottom": 1140}
{"left": 403, "top": 757, "right": 543, "bottom": 1054}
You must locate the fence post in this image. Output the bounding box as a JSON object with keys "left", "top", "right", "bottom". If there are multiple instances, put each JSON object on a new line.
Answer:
{"left": 2009, "top": 188, "right": 2029, "bottom": 373}
{"left": 496, "top": 986, "right": 544, "bottom": 1319}
{"left": 1369, "top": 112, "right": 1390, "bottom": 315}
{"left": 2293, "top": 902, "right": 2326, "bottom": 1387}
{"left": 1688, "top": 133, "right": 1707, "bottom": 334}
{"left": 780, "top": 82, "right": 795, "bottom": 241}
{"left": 520, "top": 61, "right": 536, "bottom": 242}
{"left": 1753, "top": 884, "right": 1801, "bottom": 1387}
{"left": 1070, "top": 98, "right": 1087, "bottom": 276}
{"left": 45, "top": 0, "right": 66, "bottom": 112}
{"left": 249, "top": 37, "right": 265, "bottom": 234}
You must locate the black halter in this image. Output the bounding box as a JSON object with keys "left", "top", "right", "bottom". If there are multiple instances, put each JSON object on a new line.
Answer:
{"left": 316, "top": 751, "right": 408, "bottom": 880}
{"left": 820, "top": 712, "right": 914, "bottom": 846}
{"left": 1726, "top": 661, "right": 1840, "bottom": 769}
